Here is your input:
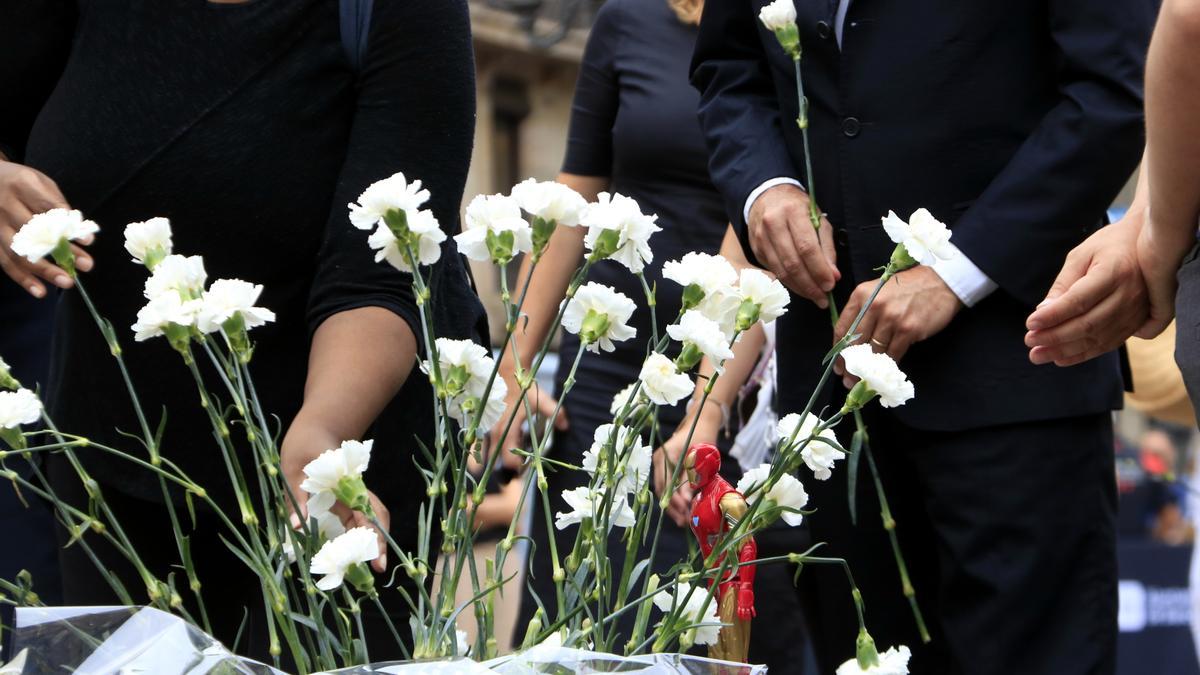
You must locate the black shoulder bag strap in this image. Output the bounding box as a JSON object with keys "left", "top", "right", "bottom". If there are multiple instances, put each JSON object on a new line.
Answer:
{"left": 338, "top": 0, "right": 374, "bottom": 74}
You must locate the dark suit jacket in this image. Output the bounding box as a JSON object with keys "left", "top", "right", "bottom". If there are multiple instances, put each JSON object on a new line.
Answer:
{"left": 692, "top": 0, "right": 1153, "bottom": 431}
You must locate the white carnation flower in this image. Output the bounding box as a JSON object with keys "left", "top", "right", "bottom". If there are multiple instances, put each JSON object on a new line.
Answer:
{"left": 881, "top": 209, "right": 956, "bottom": 266}
{"left": 454, "top": 193, "right": 534, "bottom": 263}
{"left": 582, "top": 192, "right": 661, "bottom": 273}
{"left": 696, "top": 288, "right": 743, "bottom": 342}
{"left": 197, "top": 279, "right": 276, "bottom": 334}
{"left": 299, "top": 439, "right": 373, "bottom": 516}
{"left": 10, "top": 209, "right": 99, "bottom": 264}
{"left": 0, "top": 356, "right": 17, "bottom": 390}
{"left": 841, "top": 344, "right": 915, "bottom": 408}
{"left": 0, "top": 389, "right": 42, "bottom": 430}
{"left": 667, "top": 310, "right": 735, "bottom": 372}
{"left": 561, "top": 283, "right": 637, "bottom": 353}
{"left": 638, "top": 353, "right": 693, "bottom": 406}
{"left": 123, "top": 217, "right": 173, "bottom": 267}
{"left": 283, "top": 509, "right": 346, "bottom": 565}
{"left": 609, "top": 382, "right": 644, "bottom": 416}
{"left": 510, "top": 178, "right": 588, "bottom": 227}
{"left": 663, "top": 252, "right": 738, "bottom": 304}
{"left": 582, "top": 424, "right": 652, "bottom": 495}
{"left": 309, "top": 527, "right": 379, "bottom": 591}
{"left": 131, "top": 292, "right": 202, "bottom": 342}
{"left": 776, "top": 413, "right": 844, "bottom": 480}
{"left": 738, "top": 268, "right": 790, "bottom": 326}
{"left": 453, "top": 629, "right": 471, "bottom": 658}
{"left": 836, "top": 645, "right": 912, "bottom": 675}
{"left": 758, "top": 0, "right": 797, "bottom": 32}
{"left": 348, "top": 173, "right": 431, "bottom": 231}
{"left": 474, "top": 376, "right": 509, "bottom": 433}
{"left": 366, "top": 209, "right": 445, "bottom": 273}
{"left": 653, "top": 581, "right": 722, "bottom": 646}
{"left": 736, "top": 463, "right": 809, "bottom": 527}
{"left": 426, "top": 338, "right": 508, "bottom": 431}
{"left": 144, "top": 255, "right": 207, "bottom": 300}
{"left": 554, "top": 486, "right": 636, "bottom": 531}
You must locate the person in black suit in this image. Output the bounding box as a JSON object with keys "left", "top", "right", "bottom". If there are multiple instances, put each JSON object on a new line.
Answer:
{"left": 691, "top": 1, "right": 1152, "bottom": 673}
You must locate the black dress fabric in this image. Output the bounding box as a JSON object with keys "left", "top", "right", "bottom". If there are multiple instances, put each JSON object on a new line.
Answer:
{"left": 517, "top": 0, "right": 737, "bottom": 648}
{"left": 1, "top": 0, "right": 483, "bottom": 659}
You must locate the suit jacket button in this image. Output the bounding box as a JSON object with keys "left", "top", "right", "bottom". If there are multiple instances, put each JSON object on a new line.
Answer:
{"left": 842, "top": 117, "right": 861, "bottom": 137}
{"left": 816, "top": 20, "right": 832, "bottom": 39}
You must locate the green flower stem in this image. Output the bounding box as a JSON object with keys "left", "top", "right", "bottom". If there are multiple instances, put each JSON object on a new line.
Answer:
{"left": 464, "top": 256, "right": 534, "bottom": 451}
{"left": 636, "top": 271, "right": 659, "bottom": 346}
{"left": 8, "top": 457, "right": 137, "bottom": 605}
{"left": 341, "top": 588, "right": 370, "bottom": 663}
{"left": 370, "top": 592, "right": 413, "bottom": 661}
{"left": 790, "top": 55, "right": 839, "bottom": 327}
{"left": 181, "top": 350, "right": 312, "bottom": 664}
{"left": 857, "top": 411, "right": 931, "bottom": 643}
{"left": 73, "top": 277, "right": 216, "bottom": 632}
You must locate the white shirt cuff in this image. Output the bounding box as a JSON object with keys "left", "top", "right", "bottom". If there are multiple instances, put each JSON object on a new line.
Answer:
{"left": 929, "top": 241, "right": 998, "bottom": 307}
{"left": 744, "top": 177, "right": 804, "bottom": 224}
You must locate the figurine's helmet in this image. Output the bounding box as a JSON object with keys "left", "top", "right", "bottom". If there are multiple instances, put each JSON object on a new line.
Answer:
{"left": 685, "top": 443, "right": 721, "bottom": 488}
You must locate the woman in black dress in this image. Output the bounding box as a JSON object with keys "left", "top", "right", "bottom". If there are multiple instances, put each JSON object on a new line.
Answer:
{"left": 0, "top": 0, "right": 483, "bottom": 660}
{"left": 492, "top": 0, "right": 734, "bottom": 647}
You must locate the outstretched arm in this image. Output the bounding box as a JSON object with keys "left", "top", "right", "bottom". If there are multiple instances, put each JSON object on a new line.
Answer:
{"left": 490, "top": 173, "right": 605, "bottom": 467}
{"left": 281, "top": 0, "right": 476, "bottom": 567}
{"left": 281, "top": 308, "right": 416, "bottom": 570}
{"left": 1137, "top": 0, "right": 1200, "bottom": 337}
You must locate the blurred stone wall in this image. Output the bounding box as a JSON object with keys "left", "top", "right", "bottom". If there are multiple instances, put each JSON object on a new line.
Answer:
{"left": 466, "top": 1, "right": 594, "bottom": 344}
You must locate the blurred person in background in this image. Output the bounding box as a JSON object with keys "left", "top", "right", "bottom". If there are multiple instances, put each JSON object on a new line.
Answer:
{"left": 1139, "top": 428, "right": 1192, "bottom": 545}
{"left": 491, "top": 0, "right": 810, "bottom": 667}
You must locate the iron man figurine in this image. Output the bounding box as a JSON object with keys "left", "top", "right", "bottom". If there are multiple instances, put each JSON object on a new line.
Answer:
{"left": 683, "top": 443, "right": 756, "bottom": 664}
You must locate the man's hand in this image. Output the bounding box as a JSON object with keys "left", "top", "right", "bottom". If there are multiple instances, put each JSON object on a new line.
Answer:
{"left": 281, "top": 420, "right": 391, "bottom": 572}
{"left": 747, "top": 184, "right": 840, "bottom": 308}
{"left": 1136, "top": 217, "right": 1194, "bottom": 339}
{"left": 832, "top": 266, "right": 963, "bottom": 386}
{"left": 1025, "top": 215, "right": 1151, "bottom": 366}
{"left": 0, "top": 161, "right": 93, "bottom": 297}
{"left": 489, "top": 380, "right": 567, "bottom": 471}
{"left": 654, "top": 402, "right": 722, "bottom": 528}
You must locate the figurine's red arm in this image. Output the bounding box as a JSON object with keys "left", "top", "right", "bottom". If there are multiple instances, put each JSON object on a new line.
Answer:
{"left": 722, "top": 493, "right": 757, "bottom": 620}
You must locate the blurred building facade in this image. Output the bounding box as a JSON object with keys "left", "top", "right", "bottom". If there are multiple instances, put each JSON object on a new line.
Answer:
{"left": 466, "top": 0, "right": 600, "bottom": 341}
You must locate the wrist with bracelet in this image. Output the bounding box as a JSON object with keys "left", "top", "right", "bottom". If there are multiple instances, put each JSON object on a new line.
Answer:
{"left": 684, "top": 395, "right": 731, "bottom": 436}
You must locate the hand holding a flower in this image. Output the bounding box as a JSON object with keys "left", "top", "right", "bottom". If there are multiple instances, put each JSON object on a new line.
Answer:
{"left": 281, "top": 306, "right": 420, "bottom": 572}
{"left": 0, "top": 161, "right": 95, "bottom": 297}
{"left": 834, "top": 209, "right": 964, "bottom": 379}
{"left": 833, "top": 265, "right": 962, "bottom": 380}
{"left": 746, "top": 184, "right": 839, "bottom": 309}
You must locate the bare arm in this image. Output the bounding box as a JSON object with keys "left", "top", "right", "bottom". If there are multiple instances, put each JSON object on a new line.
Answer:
{"left": 491, "top": 173, "right": 608, "bottom": 464}
{"left": 1025, "top": 0, "right": 1200, "bottom": 364}
{"left": 1137, "top": 0, "right": 1200, "bottom": 335}
{"left": 281, "top": 307, "right": 418, "bottom": 570}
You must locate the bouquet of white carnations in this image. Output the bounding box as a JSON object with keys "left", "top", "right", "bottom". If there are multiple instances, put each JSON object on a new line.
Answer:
{"left": 0, "top": 168, "right": 948, "bottom": 674}
{"left": 0, "top": 5, "right": 954, "bottom": 671}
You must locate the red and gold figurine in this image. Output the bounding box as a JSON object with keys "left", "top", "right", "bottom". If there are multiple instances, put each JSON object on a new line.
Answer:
{"left": 683, "top": 443, "right": 757, "bottom": 664}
